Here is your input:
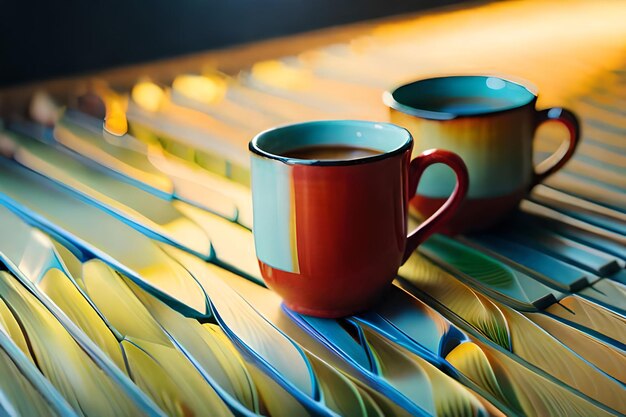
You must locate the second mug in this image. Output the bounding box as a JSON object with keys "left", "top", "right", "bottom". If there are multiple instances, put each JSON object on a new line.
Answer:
{"left": 385, "top": 75, "right": 580, "bottom": 233}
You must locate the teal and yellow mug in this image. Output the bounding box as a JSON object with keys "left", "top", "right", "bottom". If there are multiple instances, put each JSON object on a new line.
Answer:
{"left": 384, "top": 75, "right": 580, "bottom": 233}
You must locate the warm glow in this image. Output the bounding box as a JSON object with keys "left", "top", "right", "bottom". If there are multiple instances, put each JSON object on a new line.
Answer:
{"left": 362, "top": 1, "right": 626, "bottom": 103}
{"left": 297, "top": 50, "right": 323, "bottom": 66}
{"left": 250, "top": 60, "right": 312, "bottom": 90}
{"left": 104, "top": 95, "right": 128, "bottom": 136}
{"left": 172, "top": 74, "right": 227, "bottom": 105}
{"left": 131, "top": 81, "right": 165, "bottom": 112}
{"left": 92, "top": 84, "right": 129, "bottom": 136}
{"left": 349, "top": 36, "right": 374, "bottom": 54}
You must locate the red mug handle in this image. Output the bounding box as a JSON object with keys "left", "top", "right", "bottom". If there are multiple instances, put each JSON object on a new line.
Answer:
{"left": 402, "top": 149, "right": 469, "bottom": 262}
{"left": 532, "top": 107, "right": 580, "bottom": 187}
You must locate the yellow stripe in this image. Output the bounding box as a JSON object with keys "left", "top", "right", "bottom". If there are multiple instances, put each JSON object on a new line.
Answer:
{"left": 288, "top": 169, "right": 300, "bottom": 273}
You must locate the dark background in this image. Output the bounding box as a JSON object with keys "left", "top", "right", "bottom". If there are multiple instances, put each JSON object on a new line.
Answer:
{"left": 0, "top": 0, "right": 464, "bottom": 87}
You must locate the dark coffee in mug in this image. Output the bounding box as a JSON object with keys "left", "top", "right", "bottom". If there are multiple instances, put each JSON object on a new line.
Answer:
{"left": 283, "top": 145, "right": 383, "bottom": 161}
{"left": 429, "top": 97, "right": 514, "bottom": 115}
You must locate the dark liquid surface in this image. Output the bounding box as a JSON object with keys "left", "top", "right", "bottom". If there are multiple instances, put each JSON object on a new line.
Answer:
{"left": 283, "top": 145, "right": 383, "bottom": 161}
{"left": 430, "top": 97, "right": 513, "bottom": 114}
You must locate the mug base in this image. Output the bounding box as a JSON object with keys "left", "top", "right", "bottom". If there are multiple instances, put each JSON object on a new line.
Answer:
{"left": 411, "top": 187, "right": 527, "bottom": 235}
{"left": 259, "top": 261, "right": 392, "bottom": 319}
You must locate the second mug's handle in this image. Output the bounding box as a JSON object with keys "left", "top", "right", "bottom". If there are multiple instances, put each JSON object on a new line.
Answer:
{"left": 402, "top": 149, "right": 469, "bottom": 263}
{"left": 532, "top": 107, "right": 580, "bottom": 187}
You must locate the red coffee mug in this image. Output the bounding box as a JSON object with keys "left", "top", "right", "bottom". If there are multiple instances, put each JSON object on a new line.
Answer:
{"left": 250, "top": 120, "right": 468, "bottom": 318}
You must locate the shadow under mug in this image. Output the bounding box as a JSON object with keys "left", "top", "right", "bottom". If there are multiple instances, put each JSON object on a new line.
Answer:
{"left": 250, "top": 120, "right": 468, "bottom": 318}
{"left": 385, "top": 75, "right": 580, "bottom": 234}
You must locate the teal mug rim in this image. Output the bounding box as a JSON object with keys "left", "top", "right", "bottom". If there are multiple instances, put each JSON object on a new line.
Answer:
{"left": 383, "top": 75, "right": 538, "bottom": 121}
{"left": 249, "top": 120, "right": 413, "bottom": 166}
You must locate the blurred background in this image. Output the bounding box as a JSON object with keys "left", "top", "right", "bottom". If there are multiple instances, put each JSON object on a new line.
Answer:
{"left": 0, "top": 0, "right": 463, "bottom": 86}
{"left": 0, "top": 3, "right": 624, "bottom": 417}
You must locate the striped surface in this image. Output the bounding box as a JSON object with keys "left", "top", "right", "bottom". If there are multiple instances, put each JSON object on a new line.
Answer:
{"left": 0, "top": 1, "right": 624, "bottom": 416}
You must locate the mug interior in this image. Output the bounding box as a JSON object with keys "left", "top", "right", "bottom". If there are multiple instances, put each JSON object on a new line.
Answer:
{"left": 385, "top": 76, "right": 536, "bottom": 120}
{"left": 250, "top": 120, "right": 412, "bottom": 165}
